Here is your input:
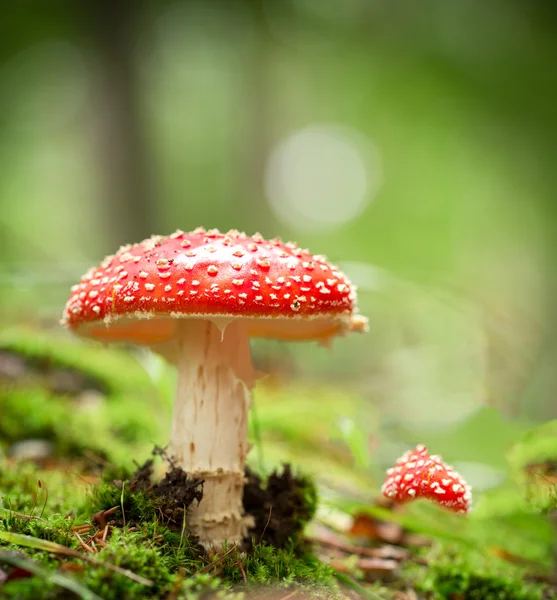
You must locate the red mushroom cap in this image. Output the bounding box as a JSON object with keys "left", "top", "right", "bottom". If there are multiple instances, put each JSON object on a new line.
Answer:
{"left": 381, "top": 445, "right": 472, "bottom": 514}
{"left": 62, "top": 228, "right": 367, "bottom": 345}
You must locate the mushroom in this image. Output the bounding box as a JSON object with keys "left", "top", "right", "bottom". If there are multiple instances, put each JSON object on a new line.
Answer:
{"left": 381, "top": 445, "right": 472, "bottom": 514}
{"left": 62, "top": 227, "right": 368, "bottom": 548}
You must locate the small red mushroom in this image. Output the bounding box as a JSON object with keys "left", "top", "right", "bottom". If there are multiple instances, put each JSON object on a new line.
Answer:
{"left": 381, "top": 445, "right": 472, "bottom": 514}
{"left": 62, "top": 227, "right": 368, "bottom": 548}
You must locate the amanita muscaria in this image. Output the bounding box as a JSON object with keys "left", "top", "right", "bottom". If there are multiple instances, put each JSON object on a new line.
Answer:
{"left": 62, "top": 227, "right": 368, "bottom": 548}
{"left": 381, "top": 445, "right": 472, "bottom": 514}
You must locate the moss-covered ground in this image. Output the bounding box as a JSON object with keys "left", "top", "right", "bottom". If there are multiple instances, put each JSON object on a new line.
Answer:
{"left": 0, "top": 327, "right": 556, "bottom": 599}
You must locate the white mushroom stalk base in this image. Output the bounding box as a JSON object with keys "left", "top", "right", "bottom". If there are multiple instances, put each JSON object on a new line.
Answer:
{"left": 163, "top": 319, "right": 256, "bottom": 549}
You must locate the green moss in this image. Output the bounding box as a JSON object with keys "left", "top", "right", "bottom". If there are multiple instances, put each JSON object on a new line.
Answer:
{"left": 508, "top": 421, "right": 557, "bottom": 472}
{"left": 86, "top": 475, "right": 160, "bottom": 528}
{"left": 0, "top": 456, "right": 89, "bottom": 523}
{"left": 220, "top": 543, "right": 335, "bottom": 589}
{"left": 507, "top": 420, "right": 557, "bottom": 513}
{"left": 0, "top": 521, "right": 337, "bottom": 599}
{"left": 0, "top": 575, "right": 59, "bottom": 600}
{"left": 0, "top": 385, "right": 163, "bottom": 464}
{"left": 405, "top": 544, "right": 553, "bottom": 600}
{"left": 78, "top": 529, "right": 173, "bottom": 599}
{"left": 0, "top": 460, "right": 86, "bottom": 560}
{"left": 3, "top": 513, "right": 76, "bottom": 546}
{"left": 0, "top": 453, "right": 337, "bottom": 600}
{"left": 0, "top": 327, "right": 156, "bottom": 397}
{"left": 176, "top": 573, "right": 239, "bottom": 600}
{"left": 0, "top": 327, "right": 170, "bottom": 465}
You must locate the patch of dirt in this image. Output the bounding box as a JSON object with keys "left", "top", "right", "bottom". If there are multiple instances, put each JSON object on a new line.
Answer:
{"left": 105, "top": 452, "right": 314, "bottom": 551}
{"left": 243, "top": 464, "right": 314, "bottom": 549}
{"left": 127, "top": 458, "right": 156, "bottom": 493}
{"left": 127, "top": 447, "right": 204, "bottom": 528}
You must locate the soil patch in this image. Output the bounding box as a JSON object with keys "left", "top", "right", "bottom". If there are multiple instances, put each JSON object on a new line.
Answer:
{"left": 243, "top": 464, "right": 316, "bottom": 549}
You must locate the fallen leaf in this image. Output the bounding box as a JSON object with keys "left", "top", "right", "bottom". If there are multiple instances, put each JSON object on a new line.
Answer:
{"left": 350, "top": 513, "right": 404, "bottom": 545}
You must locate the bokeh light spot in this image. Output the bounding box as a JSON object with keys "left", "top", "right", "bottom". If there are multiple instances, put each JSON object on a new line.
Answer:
{"left": 264, "top": 124, "right": 382, "bottom": 232}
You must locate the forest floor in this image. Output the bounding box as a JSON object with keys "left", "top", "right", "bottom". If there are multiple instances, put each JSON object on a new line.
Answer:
{"left": 0, "top": 326, "right": 556, "bottom": 599}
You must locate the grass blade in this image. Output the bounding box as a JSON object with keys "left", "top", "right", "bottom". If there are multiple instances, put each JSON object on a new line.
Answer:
{"left": 0, "top": 551, "right": 102, "bottom": 600}
{"left": 0, "top": 531, "right": 153, "bottom": 587}
{"left": 333, "top": 570, "right": 388, "bottom": 600}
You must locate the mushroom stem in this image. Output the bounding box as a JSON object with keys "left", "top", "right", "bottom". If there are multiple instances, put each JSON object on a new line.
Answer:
{"left": 165, "top": 319, "right": 255, "bottom": 548}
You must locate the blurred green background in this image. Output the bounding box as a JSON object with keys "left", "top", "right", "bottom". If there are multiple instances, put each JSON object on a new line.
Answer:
{"left": 1, "top": 0, "right": 557, "bottom": 495}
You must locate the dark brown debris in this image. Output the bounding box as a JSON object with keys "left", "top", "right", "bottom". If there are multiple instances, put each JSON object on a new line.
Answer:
{"left": 124, "top": 448, "right": 204, "bottom": 529}
{"left": 243, "top": 465, "right": 314, "bottom": 549}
